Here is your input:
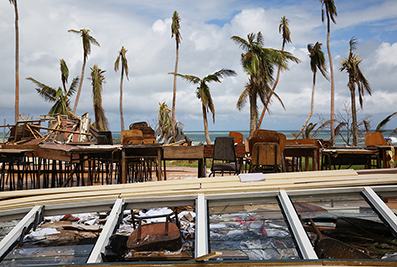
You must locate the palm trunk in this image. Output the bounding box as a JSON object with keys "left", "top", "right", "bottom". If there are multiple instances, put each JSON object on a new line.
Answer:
{"left": 120, "top": 68, "right": 125, "bottom": 132}
{"left": 249, "top": 94, "right": 257, "bottom": 137}
{"left": 171, "top": 45, "right": 179, "bottom": 143}
{"left": 350, "top": 86, "right": 358, "bottom": 146}
{"left": 73, "top": 57, "right": 86, "bottom": 114}
{"left": 13, "top": 0, "right": 19, "bottom": 124}
{"left": 202, "top": 104, "right": 211, "bottom": 144}
{"left": 327, "top": 13, "right": 336, "bottom": 147}
{"left": 257, "top": 40, "right": 285, "bottom": 129}
{"left": 295, "top": 73, "right": 316, "bottom": 139}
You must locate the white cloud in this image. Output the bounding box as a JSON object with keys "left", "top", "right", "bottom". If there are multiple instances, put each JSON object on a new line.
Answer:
{"left": 1, "top": 0, "right": 397, "bottom": 131}
{"left": 375, "top": 42, "right": 397, "bottom": 67}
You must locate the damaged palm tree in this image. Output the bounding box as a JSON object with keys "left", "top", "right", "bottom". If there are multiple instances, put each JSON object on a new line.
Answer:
{"left": 90, "top": 65, "right": 109, "bottom": 131}
{"left": 157, "top": 102, "right": 172, "bottom": 143}
{"left": 27, "top": 59, "right": 79, "bottom": 117}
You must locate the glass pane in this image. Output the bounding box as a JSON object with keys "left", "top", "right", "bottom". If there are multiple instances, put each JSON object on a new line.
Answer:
{"left": 2, "top": 244, "right": 93, "bottom": 266}
{"left": 0, "top": 220, "right": 19, "bottom": 240}
{"left": 291, "top": 193, "right": 397, "bottom": 260}
{"left": 209, "top": 198, "right": 299, "bottom": 261}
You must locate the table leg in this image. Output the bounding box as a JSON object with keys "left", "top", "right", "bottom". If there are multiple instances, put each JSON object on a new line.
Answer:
{"left": 156, "top": 149, "right": 162, "bottom": 181}
{"left": 313, "top": 150, "right": 318, "bottom": 171}
{"left": 198, "top": 159, "right": 204, "bottom": 178}
{"left": 121, "top": 149, "right": 126, "bottom": 184}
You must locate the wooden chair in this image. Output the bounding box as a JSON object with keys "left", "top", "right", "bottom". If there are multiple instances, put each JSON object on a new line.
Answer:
{"left": 121, "top": 130, "right": 144, "bottom": 145}
{"left": 130, "top": 126, "right": 156, "bottom": 144}
{"left": 209, "top": 137, "right": 239, "bottom": 177}
{"left": 229, "top": 131, "right": 244, "bottom": 145}
{"left": 365, "top": 132, "right": 386, "bottom": 147}
{"left": 250, "top": 142, "right": 281, "bottom": 173}
{"left": 248, "top": 135, "right": 280, "bottom": 155}
{"left": 252, "top": 129, "right": 278, "bottom": 137}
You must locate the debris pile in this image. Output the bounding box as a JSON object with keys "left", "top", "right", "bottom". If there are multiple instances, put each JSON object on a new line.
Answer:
{"left": 3, "top": 113, "right": 94, "bottom": 145}
{"left": 2, "top": 207, "right": 196, "bottom": 264}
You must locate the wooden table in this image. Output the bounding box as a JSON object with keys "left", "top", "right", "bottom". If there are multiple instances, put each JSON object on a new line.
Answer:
{"left": 163, "top": 146, "right": 204, "bottom": 178}
{"left": 36, "top": 144, "right": 120, "bottom": 187}
{"left": 283, "top": 144, "right": 319, "bottom": 171}
{"left": 321, "top": 148, "right": 380, "bottom": 170}
{"left": 68, "top": 145, "right": 121, "bottom": 185}
{"left": 0, "top": 148, "right": 35, "bottom": 190}
{"left": 121, "top": 144, "right": 163, "bottom": 183}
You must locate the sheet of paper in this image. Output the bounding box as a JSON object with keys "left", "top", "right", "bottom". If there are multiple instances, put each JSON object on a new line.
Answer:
{"left": 238, "top": 173, "right": 266, "bottom": 182}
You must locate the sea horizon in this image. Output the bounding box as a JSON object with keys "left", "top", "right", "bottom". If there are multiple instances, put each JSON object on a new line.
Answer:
{"left": 111, "top": 129, "right": 397, "bottom": 147}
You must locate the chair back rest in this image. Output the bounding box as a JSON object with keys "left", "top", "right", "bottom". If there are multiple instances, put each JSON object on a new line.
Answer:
{"left": 253, "top": 129, "right": 278, "bottom": 137}
{"left": 365, "top": 132, "right": 386, "bottom": 146}
{"left": 132, "top": 126, "right": 156, "bottom": 144}
{"left": 251, "top": 142, "right": 281, "bottom": 165}
{"left": 121, "top": 130, "right": 144, "bottom": 144}
{"left": 213, "top": 137, "right": 236, "bottom": 162}
{"left": 249, "top": 135, "right": 280, "bottom": 155}
{"left": 229, "top": 131, "right": 244, "bottom": 145}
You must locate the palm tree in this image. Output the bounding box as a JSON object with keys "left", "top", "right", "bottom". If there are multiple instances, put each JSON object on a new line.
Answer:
{"left": 171, "top": 69, "right": 237, "bottom": 144}
{"left": 68, "top": 28, "right": 100, "bottom": 114}
{"left": 231, "top": 32, "right": 300, "bottom": 136}
{"left": 340, "top": 37, "right": 371, "bottom": 146}
{"left": 27, "top": 60, "right": 79, "bottom": 116}
{"left": 171, "top": 11, "right": 182, "bottom": 143}
{"left": 89, "top": 65, "right": 108, "bottom": 131}
{"left": 9, "top": 0, "right": 19, "bottom": 123}
{"left": 114, "top": 46, "right": 129, "bottom": 132}
{"left": 376, "top": 112, "right": 397, "bottom": 134}
{"left": 157, "top": 102, "right": 172, "bottom": 143}
{"left": 295, "top": 42, "right": 329, "bottom": 139}
{"left": 321, "top": 0, "right": 337, "bottom": 146}
{"left": 257, "top": 16, "right": 293, "bottom": 128}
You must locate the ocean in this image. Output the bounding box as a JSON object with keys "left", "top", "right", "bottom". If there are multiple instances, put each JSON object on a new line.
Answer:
{"left": 111, "top": 130, "right": 397, "bottom": 147}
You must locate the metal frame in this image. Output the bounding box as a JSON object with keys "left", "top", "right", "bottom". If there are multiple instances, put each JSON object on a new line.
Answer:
{"left": 362, "top": 186, "right": 397, "bottom": 235}
{"left": 278, "top": 190, "right": 318, "bottom": 260}
{"left": 87, "top": 198, "right": 125, "bottom": 263}
{"left": 195, "top": 193, "right": 208, "bottom": 258}
{"left": 0, "top": 205, "right": 44, "bottom": 260}
{"left": 1, "top": 185, "right": 397, "bottom": 263}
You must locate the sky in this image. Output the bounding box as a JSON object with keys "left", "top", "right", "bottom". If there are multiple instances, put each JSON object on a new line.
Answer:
{"left": 1, "top": 0, "right": 397, "bottom": 133}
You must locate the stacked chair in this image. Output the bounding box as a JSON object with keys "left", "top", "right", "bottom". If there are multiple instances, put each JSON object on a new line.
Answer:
{"left": 121, "top": 124, "right": 158, "bottom": 182}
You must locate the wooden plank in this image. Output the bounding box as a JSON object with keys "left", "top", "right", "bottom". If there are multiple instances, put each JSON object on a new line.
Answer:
{"left": 0, "top": 175, "right": 396, "bottom": 213}
{"left": 163, "top": 146, "right": 204, "bottom": 159}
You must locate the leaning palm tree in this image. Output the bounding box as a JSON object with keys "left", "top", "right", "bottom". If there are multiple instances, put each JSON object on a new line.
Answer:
{"left": 257, "top": 16, "right": 293, "bottom": 128}
{"left": 340, "top": 37, "right": 371, "bottom": 146}
{"left": 68, "top": 28, "right": 100, "bottom": 114}
{"left": 114, "top": 46, "right": 129, "bottom": 132}
{"left": 170, "top": 11, "right": 182, "bottom": 143}
{"left": 321, "top": 0, "right": 337, "bottom": 146}
{"left": 9, "top": 0, "right": 19, "bottom": 123}
{"left": 89, "top": 65, "right": 109, "bottom": 131}
{"left": 295, "top": 42, "right": 329, "bottom": 139}
{"left": 171, "top": 69, "right": 237, "bottom": 144}
{"left": 27, "top": 60, "right": 79, "bottom": 116}
{"left": 231, "top": 32, "right": 300, "bottom": 136}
